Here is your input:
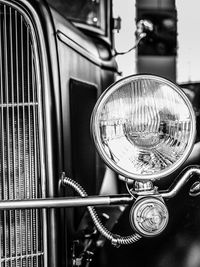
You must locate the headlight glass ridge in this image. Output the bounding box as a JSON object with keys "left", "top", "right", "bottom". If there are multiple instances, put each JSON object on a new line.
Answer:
{"left": 91, "top": 75, "right": 196, "bottom": 181}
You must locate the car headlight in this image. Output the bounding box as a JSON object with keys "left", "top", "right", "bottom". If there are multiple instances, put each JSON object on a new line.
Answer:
{"left": 91, "top": 74, "right": 196, "bottom": 181}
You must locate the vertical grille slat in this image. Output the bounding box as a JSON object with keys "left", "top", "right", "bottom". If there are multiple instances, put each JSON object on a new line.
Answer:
{"left": 0, "top": 3, "right": 45, "bottom": 267}
{"left": 32, "top": 54, "right": 40, "bottom": 267}
{"left": 0, "top": 11, "right": 2, "bottom": 240}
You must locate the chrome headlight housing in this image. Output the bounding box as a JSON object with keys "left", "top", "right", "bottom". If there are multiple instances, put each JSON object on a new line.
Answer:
{"left": 91, "top": 75, "right": 196, "bottom": 181}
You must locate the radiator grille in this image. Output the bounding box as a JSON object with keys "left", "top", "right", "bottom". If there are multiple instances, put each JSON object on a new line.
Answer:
{"left": 0, "top": 3, "right": 45, "bottom": 267}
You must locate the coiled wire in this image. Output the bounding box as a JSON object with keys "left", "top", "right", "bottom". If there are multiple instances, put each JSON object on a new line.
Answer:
{"left": 62, "top": 176, "right": 141, "bottom": 247}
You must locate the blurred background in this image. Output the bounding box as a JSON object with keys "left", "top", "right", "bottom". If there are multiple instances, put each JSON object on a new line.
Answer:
{"left": 113, "top": 0, "right": 200, "bottom": 85}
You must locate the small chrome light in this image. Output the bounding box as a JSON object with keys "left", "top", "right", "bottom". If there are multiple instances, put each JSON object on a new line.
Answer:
{"left": 91, "top": 74, "right": 196, "bottom": 181}
{"left": 129, "top": 197, "right": 169, "bottom": 237}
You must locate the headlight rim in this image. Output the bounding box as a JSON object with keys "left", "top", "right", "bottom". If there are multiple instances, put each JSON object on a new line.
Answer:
{"left": 91, "top": 74, "right": 196, "bottom": 181}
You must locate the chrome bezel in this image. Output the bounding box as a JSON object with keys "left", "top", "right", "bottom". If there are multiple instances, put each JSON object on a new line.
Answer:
{"left": 91, "top": 74, "right": 196, "bottom": 181}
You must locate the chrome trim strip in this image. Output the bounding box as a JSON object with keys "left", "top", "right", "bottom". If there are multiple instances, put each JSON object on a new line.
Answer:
{"left": 57, "top": 30, "right": 117, "bottom": 70}
{"left": 57, "top": 30, "right": 102, "bottom": 66}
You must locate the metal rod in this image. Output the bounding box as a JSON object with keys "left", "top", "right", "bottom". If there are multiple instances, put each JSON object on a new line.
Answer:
{"left": 160, "top": 166, "right": 200, "bottom": 199}
{"left": 0, "top": 5, "right": 2, "bottom": 266}
{"left": 3, "top": 4, "right": 8, "bottom": 260}
{"left": 0, "top": 195, "right": 133, "bottom": 210}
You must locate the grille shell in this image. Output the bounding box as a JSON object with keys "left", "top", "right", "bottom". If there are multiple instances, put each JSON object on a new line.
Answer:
{"left": 0, "top": 3, "right": 46, "bottom": 266}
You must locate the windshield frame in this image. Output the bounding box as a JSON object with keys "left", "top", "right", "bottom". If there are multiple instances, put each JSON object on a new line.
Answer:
{"left": 47, "top": 0, "right": 111, "bottom": 39}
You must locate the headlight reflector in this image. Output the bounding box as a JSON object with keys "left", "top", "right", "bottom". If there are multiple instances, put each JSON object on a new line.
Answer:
{"left": 91, "top": 75, "right": 196, "bottom": 180}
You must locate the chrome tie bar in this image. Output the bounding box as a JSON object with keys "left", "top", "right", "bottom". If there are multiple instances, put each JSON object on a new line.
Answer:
{"left": 0, "top": 194, "right": 133, "bottom": 210}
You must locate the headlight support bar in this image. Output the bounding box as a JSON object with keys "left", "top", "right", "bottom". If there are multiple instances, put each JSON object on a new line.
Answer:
{"left": 0, "top": 194, "right": 133, "bottom": 210}
{"left": 0, "top": 167, "right": 199, "bottom": 245}
{"left": 0, "top": 167, "right": 199, "bottom": 208}
{"left": 160, "top": 166, "right": 200, "bottom": 199}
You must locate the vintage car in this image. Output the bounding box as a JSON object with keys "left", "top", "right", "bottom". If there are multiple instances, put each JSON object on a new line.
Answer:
{"left": 0, "top": 0, "right": 200, "bottom": 267}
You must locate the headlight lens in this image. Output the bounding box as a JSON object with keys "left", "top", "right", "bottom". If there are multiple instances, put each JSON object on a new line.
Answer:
{"left": 91, "top": 75, "right": 196, "bottom": 181}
